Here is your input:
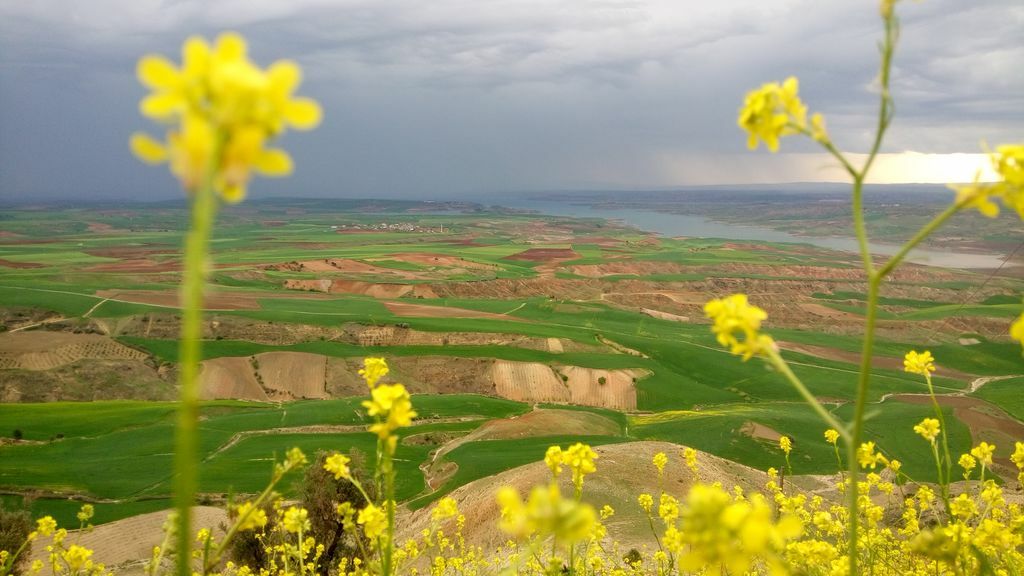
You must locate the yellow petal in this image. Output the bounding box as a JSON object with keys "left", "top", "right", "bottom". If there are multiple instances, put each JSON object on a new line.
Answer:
{"left": 220, "top": 183, "right": 247, "bottom": 204}
{"left": 285, "top": 98, "right": 322, "bottom": 130}
{"left": 130, "top": 132, "right": 168, "bottom": 164}
{"left": 268, "top": 60, "right": 301, "bottom": 95}
{"left": 215, "top": 32, "right": 247, "bottom": 62}
{"left": 137, "top": 55, "right": 179, "bottom": 89}
{"left": 182, "top": 36, "right": 210, "bottom": 76}
{"left": 140, "top": 92, "right": 182, "bottom": 119}
{"left": 255, "top": 149, "right": 293, "bottom": 176}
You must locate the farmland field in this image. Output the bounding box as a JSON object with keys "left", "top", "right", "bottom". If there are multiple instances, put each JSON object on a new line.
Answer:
{"left": 1, "top": 197, "right": 1022, "bottom": 529}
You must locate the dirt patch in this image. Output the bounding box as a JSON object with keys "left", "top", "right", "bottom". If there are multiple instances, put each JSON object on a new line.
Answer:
{"left": 505, "top": 248, "right": 580, "bottom": 262}
{"left": 200, "top": 356, "right": 268, "bottom": 401}
{"left": 546, "top": 338, "right": 564, "bottom": 353}
{"left": 256, "top": 352, "right": 329, "bottom": 399}
{"left": 489, "top": 361, "right": 644, "bottom": 410}
{"left": 201, "top": 352, "right": 329, "bottom": 401}
{"left": 267, "top": 258, "right": 423, "bottom": 279}
{"left": 0, "top": 359, "right": 174, "bottom": 402}
{"left": 330, "top": 280, "right": 416, "bottom": 299}
{"left": 86, "top": 222, "right": 117, "bottom": 233}
{"left": 389, "top": 253, "right": 497, "bottom": 271}
{"left": 384, "top": 301, "right": 512, "bottom": 319}
{"left": 739, "top": 420, "right": 783, "bottom": 442}
{"left": 29, "top": 506, "right": 227, "bottom": 570}
{"left": 96, "top": 289, "right": 262, "bottom": 310}
{"left": 400, "top": 441, "right": 837, "bottom": 555}
{"left": 0, "top": 258, "right": 45, "bottom": 268}
{"left": 0, "top": 332, "right": 149, "bottom": 371}
{"left": 642, "top": 308, "right": 689, "bottom": 322}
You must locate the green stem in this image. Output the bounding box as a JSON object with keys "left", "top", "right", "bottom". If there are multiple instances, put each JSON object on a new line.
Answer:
{"left": 383, "top": 451, "right": 396, "bottom": 576}
{"left": 846, "top": 273, "right": 881, "bottom": 575}
{"left": 876, "top": 202, "right": 961, "bottom": 279}
{"left": 924, "top": 376, "right": 954, "bottom": 516}
{"left": 174, "top": 151, "right": 220, "bottom": 576}
{"left": 764, "top": 348, "right": 847, "bottom": 436}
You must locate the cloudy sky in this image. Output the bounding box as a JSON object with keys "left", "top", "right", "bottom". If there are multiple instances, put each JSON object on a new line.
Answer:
{"left": 0, "top": 0, "right": 1021, "bottom": 201}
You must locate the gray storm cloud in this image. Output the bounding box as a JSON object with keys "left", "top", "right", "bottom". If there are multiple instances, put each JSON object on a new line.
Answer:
{"left": 0, "top": 0, "right": 1021, "bottom": 201}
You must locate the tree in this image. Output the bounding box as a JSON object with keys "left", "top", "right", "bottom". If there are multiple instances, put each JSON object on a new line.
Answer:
{"left": 0, "top": 502, "right": 32, "bottom": 575}
{"left": 302, "top": 449, "right": 372, "bottom": 566}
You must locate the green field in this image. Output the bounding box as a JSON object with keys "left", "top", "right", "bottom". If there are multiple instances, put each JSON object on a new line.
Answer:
{"left": 1, "top": 199, "right": 1022, "bottom": 525}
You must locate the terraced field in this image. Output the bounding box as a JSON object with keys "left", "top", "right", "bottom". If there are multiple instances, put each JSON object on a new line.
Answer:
{"left": 1, "top": 198, "right": 1021, "bottom": 534}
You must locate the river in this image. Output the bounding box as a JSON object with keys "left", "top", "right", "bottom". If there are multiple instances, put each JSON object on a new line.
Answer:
{"left": 503, "top": 199, "right": 1008, "bottom": 270}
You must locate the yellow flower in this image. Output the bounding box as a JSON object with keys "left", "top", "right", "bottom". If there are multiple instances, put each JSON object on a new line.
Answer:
{"left": 544, "top": 446, "right": 564, "bottom": 478}
{"left": 959, "top": 453, "right": 977, "bottom": 478}
{"left": 496, "top": 484, "right": 596, "bottom": 543}
{"left": 324, "top": 452, "right": 351, "bottom": 480}
{"left": 903, "top": 350, "right": 935, "bottom": 376}
{"left": 75, "top": 504, "right": 94, "bottom": 524}
{"left": 737, "top": 76, "right": 813, "bottom": 152}
{"left": 704, "top": 294, "right": 774, "bottom": 360}
{"left": 563, "top": 443, "right": 598, "bottom": 492}
{"left": 234, "top": 501, "right": 268, "bottom": 531}
{"left": 358, "top": 503, "right": 387, "bottom": 540}
{"left": 683, "top": 446, "right": 699, "bottom": 475}
{"left": 857, "top": 442, "right": 883, "bottom": 469}
{"left": 62, "top": 545, "right": 93, "bottom": 572}
{"left": 971, "top": 442, "right": 995, "bottom": 467}
{"left": 599, "top": 504, "right": 615, "bottom": 520}
{"left": 1012, "top": 442, "right": 1024, "bottom": 469}
{"left": 638, "top": 493, "right": 654, "bottom": 514}
{"left": 131, "top": 32, "right": 320, "bottom": 203}
{"left": 779, "top": 436, "right": 793, "bottom": 456}
{"left": 913, "top": 418, "right": 941, "bottom": 443}
{"left": 359, "top": 357, "right": 390, "bottom": 389}
{"left": 285, "top": 446, "right": 308, "bottom": 468}
{"left": 658, "top": 493, "right": 680, "bottom": 524}
{"left": 282, "top": 506, "right": 310, "bottom": 534}
{"left": 824, "top": 429, "right": 840, "bottom": 445}
{"left": 652, "top": 452, "right": 668, "bottom": 475}
{"left": 950, "top": 493, "right": 977, "bottom": 521}
{"left": 36, "top": 516, "right": 57, "bottom": 537}
{"left": 431, "top": 497, "right": 459, "bottom": 521}
{"left": 672, "top": 484, "right": 802, "bottom": 575}
{"left": 1011, "top": 313, "right": 1024, "bottom": 351}
{"left": 363, "top": 383, "right": 417, "bottom": 440}
{"left": 951, "top": 144, "right": 1024, "bottom": 220}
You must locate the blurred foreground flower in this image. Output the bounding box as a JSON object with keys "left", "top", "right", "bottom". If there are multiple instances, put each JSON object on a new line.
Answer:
{"left": 130, "top": 32, "right": 321, "bottom": 203}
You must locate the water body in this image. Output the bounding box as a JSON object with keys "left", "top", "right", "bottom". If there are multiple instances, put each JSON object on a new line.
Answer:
{"left": 505, "top": 199, "right": 1007, "bottom": 270}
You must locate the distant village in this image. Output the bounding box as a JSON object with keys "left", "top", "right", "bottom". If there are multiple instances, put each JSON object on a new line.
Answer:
{"left": 331, "top": 222, "right": 446, "bottom": 233}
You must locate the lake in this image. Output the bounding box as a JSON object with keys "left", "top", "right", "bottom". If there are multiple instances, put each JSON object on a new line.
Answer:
{"left": 505, "top": 199, "right": 1008, "bottom": 270}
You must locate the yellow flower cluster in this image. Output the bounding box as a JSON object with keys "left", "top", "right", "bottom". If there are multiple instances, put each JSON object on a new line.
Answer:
{"left": 903, "top": 350, "right": 935, "bottom": 376}
{"left": 357, "top": 358, "right": 416, "bottom": 443}
{"left": 666, "top": 484, "right": 802, "bottom": 575}
{"left": 358, "top": 358, "right": 390, "bottom": 389}
{"left": 737, "top": 77, "right": 826, "bottom": 152}
{"left": 233, "top": 501, "right": 268, "bottom": 531}
{"left": 497, "top": 484, "right": 597, "bottom": 543}
{"left": 543, "top": 442, "right": 598, "bottom": 494}
{"left": 779, "top": 436, "right": 792, "bottom": 456}
{"left": 131, "top": 33, "right": 321, "bottom": 203}
{"left": 913, "top": 418, "right": 940, "bottom": 443}
{"left": 703, "top": 294, "right": 774, "bottom": 360}
{"left": 954, "top": 144, "right": 1024, "bottom": 220}
{"left": 322, "top": 452, "right": 352, "bottom": 481}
